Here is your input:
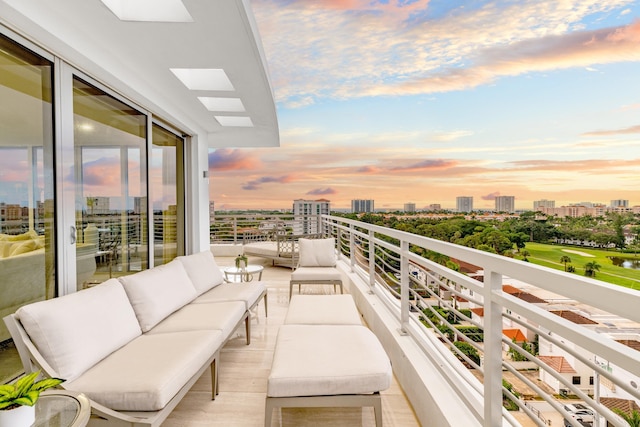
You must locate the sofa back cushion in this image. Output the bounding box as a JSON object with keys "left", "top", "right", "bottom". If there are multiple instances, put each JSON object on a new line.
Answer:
{"left": 177, "top": 251, "right": 224, "bottom": 296}
{"left": 119, "top": 259, "right": 197, "bottom": 332}
{"left": 298, "top": 238, "right": 336, "bottom": 267}
{"left": 16, "top": 279, "right": 142, "bottom": 382}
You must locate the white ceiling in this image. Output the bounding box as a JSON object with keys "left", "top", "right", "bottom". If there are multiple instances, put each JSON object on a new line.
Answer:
{"left": 0, "top": 0, "right": 279, "bottom": 148}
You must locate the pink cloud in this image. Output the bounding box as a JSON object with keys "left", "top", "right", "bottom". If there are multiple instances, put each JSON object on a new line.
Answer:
{"left": 209, "top": 149, "right": 260, "bottom": 171}
{"left": 482, "top": 192, "right": 500, "bottom": 201}
{"left": 581, "top": 124, "right": 640, "bottom": 137}
{"left": 242, "top": 175, "right": 294, "bottom": 190}
{"left": 306, "top": 187, "right": 336, "bottom": 195}
{"left": 389, "top": 159, "right": 458, "bottom": 172}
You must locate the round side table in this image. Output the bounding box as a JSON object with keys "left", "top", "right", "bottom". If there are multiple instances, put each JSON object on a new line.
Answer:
{"left": 34, "top": 390, "right": 90, "bottom": 427}
{"left": 223, "top": 265, "right": 264, "bottom": 282}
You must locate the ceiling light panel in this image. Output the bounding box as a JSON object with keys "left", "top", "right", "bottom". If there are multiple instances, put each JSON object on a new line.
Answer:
{"left": 215, "top": 116, "right": 254, "bottom": 127}
{"left": 101, "top": 0, "right": 193, "bottom": 22}
{"left": 170, "top": 68, "right": 235, "bottom": 91}
{"left": 198, "top": 97, "right": 246, "bottom": 112}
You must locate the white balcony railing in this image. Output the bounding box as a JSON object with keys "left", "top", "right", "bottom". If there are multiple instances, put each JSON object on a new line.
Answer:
{"left": 212, "top": 214, "right": 640, "bottom": 427}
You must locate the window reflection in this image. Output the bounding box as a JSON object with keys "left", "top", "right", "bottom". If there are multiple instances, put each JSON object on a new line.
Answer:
{"left": 0, "top": 33, "right": 54, "bottom": 383}
{"left": 73, "top": 78, "right": 148, "bottom": 288}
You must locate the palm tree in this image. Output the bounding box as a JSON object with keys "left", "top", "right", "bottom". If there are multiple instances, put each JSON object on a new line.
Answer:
{"left": 559, "top": 255, "right": 571, "bottom": 272}
{"left": 584, "top": 261, "right": 601, "bottom": 277}
{"left": 614, "top": 409, "right": 640, "bottom": 427}
{"left": 521, "top": 250, "right": 530, "bottom": 262}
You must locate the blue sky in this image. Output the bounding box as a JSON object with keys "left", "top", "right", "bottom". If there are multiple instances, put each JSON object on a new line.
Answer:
{"left": 210, "top": 0, "right": 640, "bottom": 211}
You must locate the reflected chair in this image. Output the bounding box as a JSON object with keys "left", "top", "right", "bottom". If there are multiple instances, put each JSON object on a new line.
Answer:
{"left": 289, "top": 238, "right": 343, "bottom": 300}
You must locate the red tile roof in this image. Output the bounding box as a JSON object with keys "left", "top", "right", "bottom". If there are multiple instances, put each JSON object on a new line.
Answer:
{"left": 550, "top": 310, "right": 597, "bottom": 325}
{"left": 470, "top": 308, "right": 484, "bottom": 317}
{"left": 600, "top": 397, "right": 640, "bottom": 416}
{"left": 616, "top": 339, "right": 640, "bottom": 352}
{"left": 539, "top": 356, "right": 577, "bottom": 373}
{"left": 503, "top": 329, "right": 527, "bottom": 342}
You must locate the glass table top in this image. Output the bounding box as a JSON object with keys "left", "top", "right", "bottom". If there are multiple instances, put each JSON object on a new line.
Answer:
{"left": 34, "top": 391, "right": 90, "bottom": 427}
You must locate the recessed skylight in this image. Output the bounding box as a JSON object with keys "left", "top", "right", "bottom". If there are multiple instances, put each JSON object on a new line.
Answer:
{"left": 198, "top": 97, "right": 246, "bottom": 112}
{"left": 215, "top": 116, "right": 254, "bottom": 127}
{"left": 101, "top": 0, "right": 193, "bottom": 22}
{"left": 170, "top": 69, "right": 235, "bottom": 91}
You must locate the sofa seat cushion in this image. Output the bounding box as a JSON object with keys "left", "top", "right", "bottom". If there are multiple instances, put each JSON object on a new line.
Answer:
{"left": 17, "top": 279, "right": 142, "bottom": 381}
{"left": 243, "top": 241, "right": 280, "bottom": 257}
{"left": 290, "top": 267, "right": 342, "bottom": 282}
{"left": 146, "top": 301, "right": 246, "bottom": 339}
{"left": 119, "top": 259, "right": 197, "bottom": 332}
{"left": 268, "top": 325, "right": 391, "bottom": 398}
{"left": 285, "top": 295, "right": 361, "bottom": 325}
{"left": 177, "top": 251, "right": 225, "bottom": 295}
{"left": 192, "top": 282, "right": 266, "bottom": 310}
{"left": 64, "top": 330, "right": 223, "bottom": 411}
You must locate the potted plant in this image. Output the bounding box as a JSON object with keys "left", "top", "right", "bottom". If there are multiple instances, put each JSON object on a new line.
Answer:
{"left": 0, "top": 371, "right": 64, "bottom": 427}
{"left": 235, "top": 254, "right": 248, "bottom": 270}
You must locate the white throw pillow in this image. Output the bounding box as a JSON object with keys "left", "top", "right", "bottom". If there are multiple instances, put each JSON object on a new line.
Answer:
{"left": 298, "top": 238, "right": 336, "bottom": 267}
{"left": 119, "top": 259, "right": 197, "bottom": 332}
{"left": 17, "top": 279, "right": 142, "bottom": 382}
{"left": 177, "top": 251, "right": 224, "bottom": 295}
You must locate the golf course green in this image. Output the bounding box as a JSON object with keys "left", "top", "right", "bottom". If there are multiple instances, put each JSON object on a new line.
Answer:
{"left": 521, "top": 242, "right": 640, "bottom": 290}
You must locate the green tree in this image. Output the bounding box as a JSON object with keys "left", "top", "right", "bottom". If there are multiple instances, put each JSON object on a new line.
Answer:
{"left": 613, "top": 409, "right": 640, "bottom": 427}
{"left": 453, "top": 341, "right": 480, "bottom": 366}
{"left": 559, "top": 255, "right": 571, "bottom": 272}
{"left": 584, "top": 261, "right": 601, "bottom": 277}
{"left": 521, "top": 250, "right": 530, "bottom": 262}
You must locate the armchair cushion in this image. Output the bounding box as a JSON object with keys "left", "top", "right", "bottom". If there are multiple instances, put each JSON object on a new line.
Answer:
{"left": 119, "top": 259, "right": 197, "bottom": 332}
{"left": 16, "top": 279, "right": 142, "bottom": 381}
{"left": 177, "top": 251, "right": 225, "bottom": 295}
{"left": 298, "top": 238, "right": 336, "bottom": 267}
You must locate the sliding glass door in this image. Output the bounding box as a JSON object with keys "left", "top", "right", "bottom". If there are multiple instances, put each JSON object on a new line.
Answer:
{"left": 0, "top": 33, "right": 54, "bottom": 382}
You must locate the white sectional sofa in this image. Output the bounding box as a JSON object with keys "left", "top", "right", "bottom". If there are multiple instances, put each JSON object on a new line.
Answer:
{"left": 4, "top": 250, "right": 266, "bottom": 427}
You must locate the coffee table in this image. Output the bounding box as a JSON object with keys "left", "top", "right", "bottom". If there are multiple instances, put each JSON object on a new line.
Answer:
{"left": 223, "top": 265, "right": 264, "bottom": 282}
{"left": 35, "top": 390, "right": 91, "bottom": 427}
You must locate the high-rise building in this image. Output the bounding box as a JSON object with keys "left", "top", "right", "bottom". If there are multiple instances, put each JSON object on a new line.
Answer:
{"left": 428, "top": 204, "right": 441, "bottom": 211}
{"left": 456, "top": 196, "right": 473, "bottom": 213}
{"left": 495, "top": 196, "right": 515, "bottom": 213}
{"left": 209, "top": 201, "right": 216, "bottom": 224}
{"left": 403, "top": 203, "right": 416, "bottom": 212}
{"left": 351, "top": 199, "right": 374, "bottom": 213}
{"left": 293, "top": 199, "right": 330, "bottom": 234}
{"left": 610, "top": 199, "right": 629, "bottom": 208}
{"left": 533, "top": 199, "right": 555, "bottom": 211}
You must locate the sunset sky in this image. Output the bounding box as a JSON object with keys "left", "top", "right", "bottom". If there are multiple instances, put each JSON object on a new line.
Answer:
{"left": 209, "top": 0, "right": 640, "bottom": 211}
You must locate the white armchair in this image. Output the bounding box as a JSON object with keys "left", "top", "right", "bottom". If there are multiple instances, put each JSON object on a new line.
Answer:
{"left": 289, "top": 238, "right": 343, "bottom": 300}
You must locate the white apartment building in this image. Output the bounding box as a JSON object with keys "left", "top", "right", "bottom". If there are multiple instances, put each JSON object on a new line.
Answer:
{"left": 351, "top": 199, "right": 375, "bottom": 213}
{"left": 456, "top": 196, "right": 473, "bottom": 213}
{"left": 610, "top": 199, "right": 629, "bottom": 208}
{"left": 495, "top": 196, "right": 515, "bottom": 213}
{"left": 533, "top": 199, "right": 555, "bottom": 210}
{"left": 404, "top": 203, "right": 416, "bottom": 212}
{"left": 293, "top": 199, "right": 330, "bottom": 234}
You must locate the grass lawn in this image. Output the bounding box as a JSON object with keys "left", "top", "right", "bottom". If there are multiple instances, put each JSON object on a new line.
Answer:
{"left": 521, "top": 242, "right": 640, "bottom": 290}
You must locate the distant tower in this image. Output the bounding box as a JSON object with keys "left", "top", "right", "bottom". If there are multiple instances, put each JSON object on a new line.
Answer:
{"left": 533, "top": 199, "right": 555, "bottom": 211}
{"left": 404, "top": 203, "right": 416, "bottom": 213}
{"left": 351, "top": 199, "right": 375, "bottom": 213}
{"left": 456, "top": 196, "right": 473, "bottom": 213}
{"left": 495, "top": 196, "right": 515, "bottom": 213}
{"left": 610, "top": 199, "right": 629, "bottom": 208}
{"left": 292, "top": 199, "right": 330, "bottom": 234}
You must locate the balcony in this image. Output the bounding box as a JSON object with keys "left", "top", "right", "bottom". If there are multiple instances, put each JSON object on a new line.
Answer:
{"left": 207, "top": 214, "right": 640, "bottom": 427}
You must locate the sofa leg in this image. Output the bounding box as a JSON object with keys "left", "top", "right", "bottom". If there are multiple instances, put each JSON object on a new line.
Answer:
{"left": 211, "top": 358, "right": 218, "bottom": 399}
{"left": 264, "top": 293, "right": 268, "bottom": 317}
{"left": 245, "top": 315, "right": 251, "bottom": 345}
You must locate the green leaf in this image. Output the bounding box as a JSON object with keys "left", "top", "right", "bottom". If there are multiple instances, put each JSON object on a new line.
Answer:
{"left": 14, "top": 371, "right": 39, "bottom": 397}
{"left": 13, "top": 391, "right": 38, "bottom": 407}
{"left": 0, "top": 384, "right": 15, "bottom": 397}
{"left": 32, "top": 377, "right": 64, "bottom": 392}
{"left": 0, "top": 401, "right": 18, "bottom": 410}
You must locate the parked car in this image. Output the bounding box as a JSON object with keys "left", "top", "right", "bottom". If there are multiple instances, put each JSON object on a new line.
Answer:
{"left": 563, "top": 404, "right": 594, "bottom": 426}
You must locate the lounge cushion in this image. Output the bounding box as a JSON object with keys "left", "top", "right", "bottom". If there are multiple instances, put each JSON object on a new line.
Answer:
{"left": 268, "top": 325, "right": 391, "bottom": 397}
{"left": 285, "top": 295, "right": 361, "bottom": 325}
{"left": 177, "top": 251, "right": 225, "bottom": 295}
{"left": 298, "top": 238, "right": 336, "bottom": 267}
{"left": 192, "top": 282, "right": 266, "bottom": 310}
{"left": 291, "top": 267, "right": 342, "bottom": 282}
{"left": 146, "top": 301, "right": 246, "bottom": 338}
{"left": 64, "top": 330, "right": 223, "bottom": 411}
{"left": 17, "top": 279, "right": 142, "bottom": 381}
{"left": 119, "top": 259, "right": 197, "bottom": 332}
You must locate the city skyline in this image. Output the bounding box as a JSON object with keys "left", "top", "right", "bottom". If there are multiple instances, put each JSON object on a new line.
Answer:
{"left": 209, "top": 1, "right": 640, "bottom": 211}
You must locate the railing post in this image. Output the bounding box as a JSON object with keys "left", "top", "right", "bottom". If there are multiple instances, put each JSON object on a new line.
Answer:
{"left": 233, "top": 217, "right": 237, "bottom": 244}
{"left": 349, "top": 224, "right": 356, "bottom": 272}
{"left": 399, "top": 240, "right": 409, "bottom": 335}
{"left": 483, "top": 269, "right": 503, "bottom": 426}
{"left": 368, "top": 229, "right": 375, "bottom": 293}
